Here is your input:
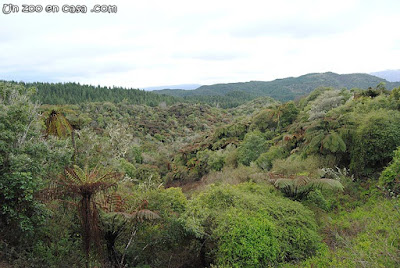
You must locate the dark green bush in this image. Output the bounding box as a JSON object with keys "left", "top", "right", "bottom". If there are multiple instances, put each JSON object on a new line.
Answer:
{"left": 256, "top": 145, "right": 288, "bottom": 170}
{"left": 350, "top": 110, "right": 400, "bottom": 177}
{"left": 237, "top": 131, "right": 269, "bottom": 166}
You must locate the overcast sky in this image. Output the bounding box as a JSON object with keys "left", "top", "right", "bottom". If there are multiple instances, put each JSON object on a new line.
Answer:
{"left": 1, "top": 0, "right": 399, "bottom": 88}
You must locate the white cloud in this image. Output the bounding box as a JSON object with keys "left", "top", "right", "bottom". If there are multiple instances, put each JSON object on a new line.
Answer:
{"left": 1, "top": 0, "right": 399, "bottom": 87}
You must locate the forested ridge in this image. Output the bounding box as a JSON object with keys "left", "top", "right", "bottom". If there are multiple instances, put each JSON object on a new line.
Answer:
{"left": 154, "top": 72, "right": 400, "bottom": 102}
{"left": 6, "top": 72, "right": 400, "bottom": 109}
{"left": 1, "top": 81, "right": 181, "bottom": 106}
{"left": 1, "top": 81, "right": 400, "bottom": 267}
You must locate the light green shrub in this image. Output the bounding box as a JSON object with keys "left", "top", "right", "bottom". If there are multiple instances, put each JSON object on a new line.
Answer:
{"left": 181, "top": 183, "right": 322, "bottom": 265}
{"left": 213, "top": 208, "right": 279, "bottom": 267}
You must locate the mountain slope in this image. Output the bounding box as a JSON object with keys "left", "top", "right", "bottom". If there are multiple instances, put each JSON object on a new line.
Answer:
{"left": 145, "top": 84, "right": 202, "bottom": 91}
{"left": 154, "top": 72, "right": 400, "bottom": 102}
{"left": 370, "top": 70, "right": 400, "bottom": 82}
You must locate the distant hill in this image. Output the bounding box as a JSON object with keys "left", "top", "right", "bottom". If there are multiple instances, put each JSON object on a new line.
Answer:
{"left": 144, "top": 84, "right": 202, "bottom": 91}
{"left": 154, "top": 72, "right": 400, "bottom": 102}
{"left": 370, "top": 70, "right": 400, "bottom": 82}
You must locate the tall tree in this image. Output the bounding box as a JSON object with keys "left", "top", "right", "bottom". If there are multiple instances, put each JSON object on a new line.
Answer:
{"left": 0, "top": 82, "right": 47, "bottom": 242}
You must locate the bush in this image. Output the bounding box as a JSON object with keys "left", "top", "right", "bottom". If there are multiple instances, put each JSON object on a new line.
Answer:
{"left": 256, "top": 145, "right": 288, "bottom": 170}
{"left": 379, "top": 147, "right": 400, "bottom": 196}
{"left": 295, "top": 199, "right": 400, "bottom": 267}
{"left": 121, "top": 187, "right": 202, "bottom": 268}
{"left": 350, "top": 110, "right": 400, "bottom": 177}
{"left": 208, "top": 150, "right": 225, "bottom": 171}
{"left": 181, "top": 183, "right": 322, "bottom": 266}
{"left": 237, "top": 131, "right": 269, "bottom": 166}
{"left": 0, "top": 83, "right": 48, "bottom": 242}
{"left": 213, "top": 208, "right": 279, "bottom": 267}
{"left": 305, "top": 189, "right": 330, "bottom": 211}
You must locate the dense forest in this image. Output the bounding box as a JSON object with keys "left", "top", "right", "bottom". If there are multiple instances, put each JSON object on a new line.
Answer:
{"left": 1, "top": 81, "right": 181, "bottom": 107}
{"left": 1, "top": 80, "right": 400, "bottom": 267}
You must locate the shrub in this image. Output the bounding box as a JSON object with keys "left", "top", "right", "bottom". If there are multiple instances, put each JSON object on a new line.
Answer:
{"left": 256, "top": 145, "right": 288, "bottom": 170}
{"left": 237, "top": 131, "right": 269, "bottom": 166}
{"left": 0, "top": 83, "right": 48, "bottom": 242}
{"left": 379, "top": 147, "right": 400, "bottom": 196}
{"left": 208, "top": 150, "right": 225, "bottom": 171}
{"left": 213, "top": 208, "right": 279, "bottom": 267}
{"left": 305, "top": 189, "right": 330, "bottom": 211}
{"left": 121, "top": 187, "right": 202, "bottom": 268}
{"left": 296, "top": 199, "right": 400, "bottom": 267}
{"left": 350, "top": 110, "right": 400, "bottom": 177}
{"left": 181, "top": 183, "right": 322, "bottom": 266}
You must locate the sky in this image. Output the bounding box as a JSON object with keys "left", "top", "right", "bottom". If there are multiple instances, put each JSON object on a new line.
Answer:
{"left": 0, "top": 0, "right": 399, "bottom": 89}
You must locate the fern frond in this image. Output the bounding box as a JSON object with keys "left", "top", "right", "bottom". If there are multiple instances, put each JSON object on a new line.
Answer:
{"left": 132, "top": 209, "right": 160, "bottom": 222}
{"left": 308, "top": 178, "right": 344, "bottom": 191}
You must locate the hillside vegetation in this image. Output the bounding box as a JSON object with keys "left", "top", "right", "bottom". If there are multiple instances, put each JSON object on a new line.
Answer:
{"left": 155, "top": 72, "right": 400, "bottom": 103}
{"left": 1, "top": 81, "right": 400, "bottom": 267}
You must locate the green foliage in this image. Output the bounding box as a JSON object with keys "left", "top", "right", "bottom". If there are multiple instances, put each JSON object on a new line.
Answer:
{"left": 250, "top": 108, "right": 277, "bottom": 132}
{"left": 279, "top": 101, "right": 299, "bottom": 128}
{"left": 305, "top": 189, "right": 330, "bottom": 211}
{"left": 133, "top": 164, "right": 162, "bottom": 188}
{"left": 119, "top": 158, "right": 136, "bottom": 179}
{"left": 379, "top": 147, "right": 400, "bottom": 196}
{"left": 26, "top": 81, "right": 179, "bottom": 107}
{"left": 0, "top": 83, "right": 47, "bottom": 241}
{"left": 4, "top": 79, "right": 400, "bottom": 267}
{"left": 128, "top": 146, "right": 143, "bottom": 164}
{"left": 256, "top": 145, "right": 288, "bottom": 170}
{"left": 182, "top": 183, "right": 322, "bottom": 265}
{"left": 320, "top": 132, "right": 346, "bottom": 153}
{"left": 120, "top": 187, "right": 202, "bottom": 268}
{"left": 204, "top": 165, "right": 262, "bottom": 186}
{"left": 213, "top": 122, "right": 248, "bottom": 141}
{"left": 250, "top": 102, "right": 298, "bottom": 133}
{"left": 294, "top": 198, "right": 400, "bottom": 268}
{"left": 237, "top": 131, "right": 268, "bottom": 166}
{"left": 208, "top": 150, "right": 225, "bottom": 171}
{"left": 271, "top": 175, "right": 344, "bottom": 200}
{"left": 350, "top": 110, "right": 400, "bottom": 177}
{"left": 213, "top": 208, "right": 279, "bottom": 267}
{"left": 308, "top": 89, "right": 344, "bottom": 121}
{"left": 156, "top": 72, "right": 400, "bottom": 104}
{"left": 271, "top": 155, "right": 322, "bottom": 176}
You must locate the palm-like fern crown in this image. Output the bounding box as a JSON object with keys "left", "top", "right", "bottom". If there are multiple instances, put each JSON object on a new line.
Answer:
{"left": 44, "top": 109, "right": 73, "bottom": 138}
{"left": 99, "top": 193, "right": 160, "bottom": 222}
{"left": 271, "top": 174, "right": 344, "bottom": 199}
{"left": 61, "top": 165, "right": 120, "bottom": 196}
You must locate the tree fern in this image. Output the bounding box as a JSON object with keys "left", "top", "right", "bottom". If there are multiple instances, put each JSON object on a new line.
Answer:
{"left": 44, "top": 109, "right": 73, "bottom": 138}
{"left": 59, "top": 165, "right": 121, "bottom": 267}
{"left": 98, "top": 193, "right": 159, "bottom": 267}
{"left": 271, "top": 175, "right": 343, "bottom": 200}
